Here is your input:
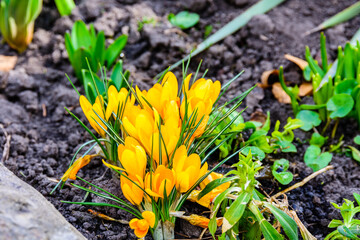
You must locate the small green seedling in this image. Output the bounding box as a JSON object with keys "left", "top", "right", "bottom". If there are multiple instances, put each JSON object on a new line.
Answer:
{"left": 325, "top": 193, "right": 360, "bottom": 240}
{"left": 65, "top": 20, "right": 128, "bottom": 82}
{"left": 204, "top": 25, "right": 213, "bottom": 38}
{"left": 198, "top": 151, "right": 299, "bottom": 239}
{"left": 280, "top": 33, "right": 360, "bottom": 136}
{"left": 304, "top": 145, "right": 332, "bottom": 172}
{"left": 168, "top": 11, "right": 200, "bottom": 29}
{"left": 272, "top": 159, "right": 293, "bottom": 185}
{"left": 0, "top": 0, "right": 42, "bottom": 52}
{"left": 137, "top": 17, "right": 156, "bottom": 31}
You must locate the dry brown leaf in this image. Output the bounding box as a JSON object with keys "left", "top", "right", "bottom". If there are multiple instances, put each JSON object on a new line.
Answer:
{"left": 299, "top": 82, "right": 313, "bottom": 97}
{"left": 250, "top": 111, "right": 267, "bottom": 125}
{"left": 0, "top": 55, "right": 17, "bottom": 72}
{"left": 272, "top": 82, "right": 291, "bottom": 104}
{"left": 284, "top": 54, "right": 308, "bottom": 70}
{"left": 258, "top": 69, "right": 279, "bottom": 88}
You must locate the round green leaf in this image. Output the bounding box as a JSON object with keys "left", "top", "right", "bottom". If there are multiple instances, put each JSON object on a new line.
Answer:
{"left": 304, "top": 145, "right": 332, "bottom": 172}
{"left": 241, "top": 146, "right": 265, "bottom": 161}
{"left": 309, "top": 132, "right": 326, "bottom": 148}
{"left": 296, "top": 110, "right": 321, "bottom": 131}
{"left": 168, "top": 11, "right": 200, "bottom": 29}
{"left": 272, "top": 159, "right": 293, "bottom": 185}
{"left": 354, "top": 135, "right": 360, "bottom": 145}
{"left": 334, "top": 79, "right": 358, "bottom": 95}
{"left": 326, "top": 94, "right": 354, "bottom": 119}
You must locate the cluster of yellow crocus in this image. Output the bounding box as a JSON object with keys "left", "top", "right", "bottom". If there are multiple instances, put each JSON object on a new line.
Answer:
{"left": 77, "top": 71, "right": 221, "bottom": 238}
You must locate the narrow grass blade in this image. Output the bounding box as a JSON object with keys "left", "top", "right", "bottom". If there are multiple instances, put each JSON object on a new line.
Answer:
{"left": 317, "top": 27, "right": 360, "bottom": 91}
{"left": 306, "top": 1, "right": 360, "bottom": 35}
{"left": 155, "top": 0, "right": 286, "bottom": 78}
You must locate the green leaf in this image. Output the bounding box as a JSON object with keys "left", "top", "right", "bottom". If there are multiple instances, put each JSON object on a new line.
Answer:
{"left": 328, "top": 219, "right": 344, "bottom": 228}
{"left": 82, "top": 69, "right": 106, "bottom": 104}
{"left": 307, "top": 1, "right": 360, "bottom": 34}
{"left": 309, "top": 132, "right": 326, "bottom": 147}
{"left": 354, "top": 135, "right": 360, "bottom": 145}
{"left": 349, "top": 146, "right": 360, "bottom": 162}
{"left": 303, "top": 65, "right": 311, "bottom": 81}
{"left": 241, "top": 146, "right": 265, "bottom": 161}
{"left": 354, "top": 193, "right": 360, "bottom": 206}
{"left": 54, "top": 0, "right": 75, "bottom": 16}
{"left": 110, "top": 60, "right": 126, "bottom": 91}
{"left": 327, "top": 93, "right": 354, "bottom": 119}
{"left": 334, "top": 79, "right": 358, "bottom": 95}
{"left": 276, "top": 140, "right": 297, "bottom": 153}
{"left": 296, "top": 110, "right": 321, "bottom": 131}
{"left": 304, "top": 145, "right": 332, "bottom": 171}
{"left": 105, "top": 34, "right": 128, "bottom": 68}
{"left": 338, "top": 225, "right": 360, "bottom": 239}
{"left": 272, "top": 159, "right": 293, "bottom": 185}
{"left": 72, "top": 20, "right": 92, "bottom": 49}
{"left": 168, "top": 11, "right": 200, "bottom": 30}
{"left": 222, "top": 192, "right": 251, "bottom": 233}
{"left": 264, "top": 203, "right": 298, "bottom": 240}
{"left": 93, "top": 31, "right": 105, "bottom": 66}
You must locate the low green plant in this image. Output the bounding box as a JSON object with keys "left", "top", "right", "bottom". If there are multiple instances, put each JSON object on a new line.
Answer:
{"left": 168, "top": 11, "right": 199, "bottom": 30}
{"left": 0, "top": 0, "right": 42, "bottom": 52}
{"left": 280, "top": 33, "right": 360, "bottom": 135}
{"left": 199, "top": 151, "right": 299, "bottom": 239}
{"left": 65, "top": 20, "right": 128, "bottom": 82}
{"left": 271, "top": 158, "right": 293, "bottom": 185}
{"left": 137, "top": 17, "right": 156, "bottom": 31}
{"left": 325, "top": 193, "right": 360, "bottom": 240}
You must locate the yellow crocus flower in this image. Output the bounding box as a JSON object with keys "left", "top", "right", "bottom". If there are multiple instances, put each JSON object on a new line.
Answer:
{"left": 121, "top": 174, "right": 144, "bottom": 206}
{"left": 136, "top": 71, "right": 179, "bottom": 120}
{"left": 180, "top": 74, "right": 221, "bottom": 139}
{"left": 61, "top": 154, "right": 98, "bottom": 181}
{"left": 123, "top": 106, "right": 180, "bottom": 165}
{"left": 79, "top": 95, "right": 107, "bottom": 137}
{"left": 144, "top": 165, "right": 175, "bottom": 200}
{"left": 172, "top": 145, "right": 208, "bottom": 193}
{"left": 129, "top": 211, "right": 155, "bottom": 238}
{"left": 118, "top": 136, "right": 147, "bottom": 179}
{"left": 105, "top": 86, "right": 134, "bottom": 120}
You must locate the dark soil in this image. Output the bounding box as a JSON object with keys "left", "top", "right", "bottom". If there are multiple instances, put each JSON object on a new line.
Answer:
{"left": 1, "top": 0, "right": 360, "bottom": 239}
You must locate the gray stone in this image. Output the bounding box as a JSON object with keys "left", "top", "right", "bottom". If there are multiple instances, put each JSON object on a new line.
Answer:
{"left": 0, "top": 99, "right": 29, "bottom": 124}
{"left": 0, "top": 163, "right": 86, "bottom": 240}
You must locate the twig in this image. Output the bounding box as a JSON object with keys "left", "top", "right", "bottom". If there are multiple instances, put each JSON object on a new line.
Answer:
{"left": 199, "top": 228, "right": 207, "bottom": 239}
{"left": 271, "top": 165, "right": 334, "bottom": 199}
{"left": 0, "top": 124, "right": 11, "bottom": 163}
{"left": 42, "top": 103, "right": 47, "bottom": 117}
